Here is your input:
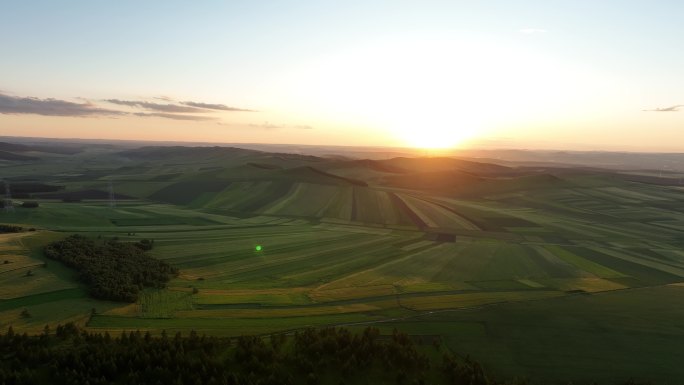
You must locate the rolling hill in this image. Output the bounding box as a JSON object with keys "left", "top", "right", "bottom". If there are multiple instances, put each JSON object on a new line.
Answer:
{"left": 2, "top": 141, "right": 684, "bottom": 383}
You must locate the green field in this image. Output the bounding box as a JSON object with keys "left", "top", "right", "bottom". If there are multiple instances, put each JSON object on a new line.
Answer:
{"left": 2, "top": 144, "right": 684, "bottom": 383}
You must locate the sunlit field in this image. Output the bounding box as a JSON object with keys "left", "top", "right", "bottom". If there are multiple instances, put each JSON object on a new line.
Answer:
{"left": 2, "top": 144, "right": 684, "bottom": 382}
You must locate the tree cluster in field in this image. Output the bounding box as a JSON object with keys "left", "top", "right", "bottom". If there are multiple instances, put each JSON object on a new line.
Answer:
{"left": 0, "top": 224, "right": 24, "bottom": 233}
{"left": 43, "top": 235, "right": 177, "bottom": 302}
{"left": 20, "top": 201, "right": 39, "bottom": 208}
{"left": 0, "top": 324, "right": 654, "bottom": 385}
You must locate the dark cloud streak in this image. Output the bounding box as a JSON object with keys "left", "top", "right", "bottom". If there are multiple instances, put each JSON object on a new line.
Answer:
{"left": 0, "top": 93, "right": 124, "bottom": 117}
{"left": 105, "top": 99, "right": 205, "bottom": 113}
{"left": 0, "top": 91, "right": 253, "bottom": 122}
{"left": 182, "top": 101, "right": 254, "bottom": 112}
{"left": 133, "top": 112, "right": 217, "bottom": 121}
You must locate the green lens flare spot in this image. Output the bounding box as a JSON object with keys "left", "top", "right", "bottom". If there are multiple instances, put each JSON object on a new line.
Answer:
{"left": 255, "top": 245, "right": 262, "bottom": 251}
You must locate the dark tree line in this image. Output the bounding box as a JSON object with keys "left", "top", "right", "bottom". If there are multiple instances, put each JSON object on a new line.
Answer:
{"left": 0, "top": 224, "right": 23, "bottom": 233}
{"left": 0, "top": 324, "right": 653, "bottom": 385}
{"left": 5, "top": 182, "right": 63, "bottom": 194}
{"left": 44, "top": 235, "right": 177, "bottom": 302}
{"left": 0, "top": 324, "right": 523, "bottom": 385}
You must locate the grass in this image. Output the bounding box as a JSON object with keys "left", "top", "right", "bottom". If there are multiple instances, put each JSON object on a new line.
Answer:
{"left": 148, "top": 180, "right": 232, "bottom": 205}
{"left": 4, "top": 150, "right": 684, "bottom": 382}
{"left": 139, "top": 289, "right": 194, "bottom": 318}
{"left": 381, "top": 285, "right": 684, "bottom": 384}
{"left": 0, "top": 232, "right": 78, "bottom": 300}
{"left": 0, "top": 288, "right": 87, "bottom": 312}
{"left": 542, "top": 245, "right": 626, "bottom": 278}
{"left": 87, "top": 312, "right": 377, "bottom": 336}
{"left": 309, "top": 285, "right": 398, "bottom": 302}
{"left": 192, "top": 288, "right": 313, "bottom": 306}
{"left": 176, "top": 300, "right": 399, "bottom": 319}
{"left": 398, "top": 290, "right": 565, "bottom": 311}
{"left": 0, "top": 267, "right": 76, "bottom": 300}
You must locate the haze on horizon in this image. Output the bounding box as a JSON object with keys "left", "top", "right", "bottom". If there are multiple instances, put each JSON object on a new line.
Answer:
{"left": 1, "top": 1, "right": 683, "bottom": 151}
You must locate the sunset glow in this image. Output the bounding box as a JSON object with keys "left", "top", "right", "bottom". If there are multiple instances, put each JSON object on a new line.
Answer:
{"left": 1, "top": 1, "right": 683, "bottom": 151}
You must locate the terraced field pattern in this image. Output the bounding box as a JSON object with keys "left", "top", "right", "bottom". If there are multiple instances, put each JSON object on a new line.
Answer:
{"left": 2, "top": 144, "right": 684, "bottom": 383}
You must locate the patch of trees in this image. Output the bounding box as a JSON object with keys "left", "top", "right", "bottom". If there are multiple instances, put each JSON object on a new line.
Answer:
{"left": 44, "top": 235, "right": 177, "bottom": 302}
{"left": 5, "top": 183, "right": 64, "bottom": 198}
{"left": 0, "top": 324, "right": 654, "bottom": 385}
{"left": 21, "top": 201, "right": 39, "bottom": 208}
{"left": 0, "top": 324, "right": 494, "bottom": 385}
{"left": 0, "top": 224, "right": 23, "bottom": 233}
{"left": 134, "top": 238, "right": 154, "bottom": 251}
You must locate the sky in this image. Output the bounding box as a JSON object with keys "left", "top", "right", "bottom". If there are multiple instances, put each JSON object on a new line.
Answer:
{"left": 1, "top": 0, "right": 683, "bottom": 151}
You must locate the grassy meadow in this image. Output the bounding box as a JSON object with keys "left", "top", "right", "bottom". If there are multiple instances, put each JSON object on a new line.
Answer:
{"left": 2, "top": 145, "right": 684, "bottom": 383}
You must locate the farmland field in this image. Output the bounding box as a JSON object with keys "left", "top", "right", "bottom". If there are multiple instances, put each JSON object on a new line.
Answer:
{"left": 2, "top": 144, "right": 684, "bottom": 383}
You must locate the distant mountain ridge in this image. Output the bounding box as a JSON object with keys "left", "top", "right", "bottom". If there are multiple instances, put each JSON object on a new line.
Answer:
{"left": 0, "top": 141, "right": 83, "bottom": 159}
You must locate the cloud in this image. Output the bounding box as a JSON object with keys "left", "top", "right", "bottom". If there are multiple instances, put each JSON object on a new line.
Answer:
{"left": 181, "top": 101, "right": 254, "bottom": 112}
{"left": 107, "top": 98, "right": 253, "bottom": 113}
{"left": 520, "top": 28, "right": 547, "bottom": 34}
{"left": 0, "top": 92, "right": 124, "bottom": 117}
{"left": 133, "top": 112, "right": 217, "bottom": 121}
{"left": 248, "top": 122, "right": 313, "bottom": 130}
{"left": 249, "top": 122, "right": 281, "bottom": 129}
{"left": 643, "top": 105, "right": 683, "bottom": 112}
{"left": 0, "top": 91, "right": 253, "bottom": 122}
{"left": 105, "top": 99, "right": 205, "bottom": 113}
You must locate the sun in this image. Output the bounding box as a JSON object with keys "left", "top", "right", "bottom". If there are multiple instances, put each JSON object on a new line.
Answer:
{"left": 399, "top": 128, "right": 475, "bottom": 149}
{"left": 286, "top": 36, "right": 574, "bottom": 149}
{"left": 285, "top": 38, "right": 494, "bottom": 149}
{"left": 389, "top": 113, "right": 481, "bottom": 149}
